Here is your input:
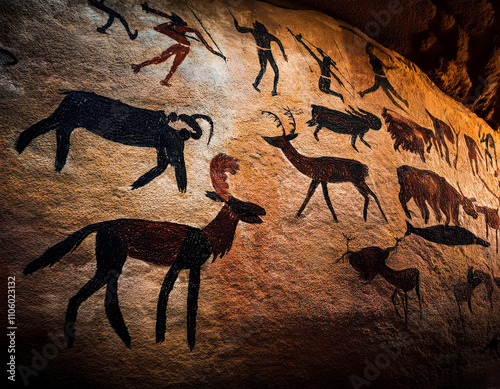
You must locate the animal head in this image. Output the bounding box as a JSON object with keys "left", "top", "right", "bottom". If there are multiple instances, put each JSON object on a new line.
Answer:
{"left": 467, "top": 266, "right": 483, "bottom": 287}
{"left": 176, "top": 114, "right": 205, "bottom": 141}
{"left": 306, "top": 105, "right": 321, "bottom": 127}
{"left": 346, "top": 106, "right": 382, "bottom": 131}
{"left": 262, "top": 107, "right": 298, "bottom": 148}
{"left": 457, "top": 183, "right": 478, "bottom": 219}
{"left": 206, "top": 153, "right": 265, "bottom": 224}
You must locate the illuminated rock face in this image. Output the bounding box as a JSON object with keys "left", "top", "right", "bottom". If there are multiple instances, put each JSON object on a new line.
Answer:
{"left": 2, "top": 1, "right": 499, "bottom": 388}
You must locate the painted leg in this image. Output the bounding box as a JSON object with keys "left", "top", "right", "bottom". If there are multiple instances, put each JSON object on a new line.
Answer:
{"left": 16, "top": 116, "right": 58, "bottom": 153}
{"left": 350, "top": 134, "right": 359, "bottom": 152}
{"left": 55, "top": 127, "right": 73, "bottom": 172}
{"left": 358, "top": 77, "right": 381, "bottom": 97}
{"left": 97, "top": 15, "right": 114, "bottom": 34}
{"left": 313, "top": 125, "right": 323, "bottom": 141}
{"left": 359, "top": 133, "right": 372, "bottom": 149}
{"left": 321, "top": 182, "right": 338, "bottom": 222}
{"left": 296, "top": 180, "right": 320, "bottom": 218}
{"left": 253, "top": 51, "right": 267, "bottom": 92}
{"left": 132, "top": 45, "right": 177, "bottom": 73}
{"left": 104, "top": 274, "right": 131, "bottom": 348}
{"left": 391, "top": 289, "right": 401, "bottom": 317}
{"left": 161, "top": 47, "right": 189, "bottom": 86}
{"left": 187, "top": 266, "right": 201, "bottom": 351}
{"left": 269, "top": 55, "right": 279, "bottom": 96}
{"left": 131, "top": 147, "right": 169, "bottom": 189}
{"left": 156, "top": 264, "right": 181, "bottom": 343}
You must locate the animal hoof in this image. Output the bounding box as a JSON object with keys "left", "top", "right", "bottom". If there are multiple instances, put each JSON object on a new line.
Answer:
{"left": 131, "top": 64, "right": 141, "bottom": 73}
{"left": 252, "top": 83, "right": 261, "bottom": 93}
{"left": 160, "top": 80, "right": 172, "bottom": 87}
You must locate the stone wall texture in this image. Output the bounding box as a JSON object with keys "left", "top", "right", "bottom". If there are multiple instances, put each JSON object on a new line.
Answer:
{"left": 1, "top": 1, "right": 500, "bottom": 388}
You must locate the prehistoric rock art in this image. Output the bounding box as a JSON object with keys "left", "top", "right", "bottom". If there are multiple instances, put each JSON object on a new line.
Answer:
{"left": 424, "top": 109, "right": 456, "bottom": 166}
{"left": 382, "top": 108, "right": 436, "bottom": 162}
{"left": 306, "top": 104, "right": 382, "bottom": 150}
{"left": 405, "top": 222, "right": 489, "bottom": 247}
{"left": 475, "top": 205, "right": 500, "bottom": 252}
{"left": 23, "top": 153, "right": 266, "bottom": 350}
{"left": 288, "top": 29, "right": 345, "bottom": 101}
{"left": 473, "top": 269, "right": 496, "bottom": 309}
{"left": 131, "top": 2, "right": 225, "bottom": 86}
{"left": 0, "top": 47, "right": 18, "bottom": 66}
{"left": 262, "top": 108, "right": 387, "bottom": 222}
{"left": 88, "top": 0, "right": 138, "bottom": 40}
{"left": 397, "top": 165, "right": 477, "bottom": 226}
{"left": 479, "top": 129, "right": 497, "bottom": 175}
{"left": 229, "top": 9, "right": 287, "bottom": 96}
{"left": 463, "top": 134, "right": 483, "bottom": 176}
{"left": 337, "top": 236, "right": 421, "bottom": 327}
{"left": 453, "top": 267, "right": 483, "bottom": 321}
{"left": 15, "top": 91, "right": 214, "bottom": 191}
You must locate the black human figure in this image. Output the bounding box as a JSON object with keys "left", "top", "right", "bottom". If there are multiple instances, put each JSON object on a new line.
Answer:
{"left": 232, "top": 16, "right": 287, "bottom": 96}
{"left": 359, "top": 43, "right": 408, "bottom": 110}
{"left": 292, "top": 33, "right": 344, "bottom": 102}
{"left": 88, "top": 0, "right": 138, "bottom": 40}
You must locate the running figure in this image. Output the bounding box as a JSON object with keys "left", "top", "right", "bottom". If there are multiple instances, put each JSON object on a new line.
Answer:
{"left": 132, "top": 2, "right": 225, "bottom": 87}
{"left": 359, "top": 43, "right": 408, "bottom": 110}
{"left": 291, "top": 31, "right": 344, "bottom": 102}
{"left": 231, "top": 15, "right": 287, "bottom": 96}
{"left": 88, "top": 0, "right": 138, "bottom": 40}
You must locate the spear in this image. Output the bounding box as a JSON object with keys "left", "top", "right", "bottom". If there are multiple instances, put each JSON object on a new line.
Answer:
{"left": 287, "top": 28, "right": 313, "bottom": 73}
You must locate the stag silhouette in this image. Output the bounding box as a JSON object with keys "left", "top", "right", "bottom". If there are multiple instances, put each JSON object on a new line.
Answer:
{"left": 23, "top": 153, "right": 265, "bottom": 350}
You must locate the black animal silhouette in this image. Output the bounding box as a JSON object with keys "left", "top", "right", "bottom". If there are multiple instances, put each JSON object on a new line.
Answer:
{"left": 337, "top": 236, "right": 421, "bottom": 327}
{"left": 262, "top": 108, "right": 387, "bottom": 223}
{"left": 15, "top": 91, "right": 213, "bottom": 191}
{"left": 306, "top": 104, "right": 382, "bottom": 150}
{"left": 425, "top": 109, "right": 456, "bottom": 166}
{"left": 453, "top": 267, "right": 483, "bottom": 320}
{"left": 88, "top": 0, "right": 138, "bottom": 40}
{"left": 405, "top": 222, "right": 489, "bottom": 247}
{"left": 23, "top": 153, "right": 265, "bottom": 350}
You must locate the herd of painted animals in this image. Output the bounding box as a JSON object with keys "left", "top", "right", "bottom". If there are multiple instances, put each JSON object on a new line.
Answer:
{"left": 8, "top": 1, "right": 499, "bottom": 352}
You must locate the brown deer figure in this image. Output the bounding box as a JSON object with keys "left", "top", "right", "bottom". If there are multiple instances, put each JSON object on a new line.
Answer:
{"left": 262, "top": 108, "right": 387, "bottom": 223}
{"left": 473, "top": 269, "right": 496, "bottom": 309}
{"left": 424, "top": 109, "right": 455, "bottom": 166}
{"left": 463, "top": 134, "right": 483, "bottom": 176}
{"left": 337, "top": 236, "right": 421, "bottom": 327}
{"left": 23, "top": 153, "right": 265, "bottom": 350}
{"left": 475, "top": 205, "right": 500, "bottom": 252}
{"left": 453, "top": 266, "right": 483, "bottom": 321}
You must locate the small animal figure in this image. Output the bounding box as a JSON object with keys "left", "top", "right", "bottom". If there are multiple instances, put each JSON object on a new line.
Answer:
{"left": 463, "top": 134, "right": 483, "bottom": 176}
{"left": 453, "top": 266, "right": 483, "bottom": 320}
{"left": 424, "top": 109, "right": 455, "bottom": 166}
{"left": 405, "top": 221, "right": 489, "bottom": 247}
{"left": 306, "top": 104, "right": 382, "bottom": 150}
{"left": 475, "top": 205, "right": 500, "bottom": 252}
{"left": 473, "top": 269, "right": 496, "bottom": 309}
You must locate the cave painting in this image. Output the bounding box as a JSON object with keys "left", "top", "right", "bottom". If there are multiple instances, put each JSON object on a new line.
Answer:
{"left": 229, "top": 9, "right": 287, "bottom": 96}
{"left": 383, "top": 108, "right": 436, "bottom": 162}
{"left": 336, "top": 236, "right": 421, "bottom": 327}
{"left": 473, "top": 269, "right": 496, "bottom": 310}
{"left": 479, "top": 128, "right": 497, "bottom": 175}
{"left": 15, "top": 91, "right": 214, "bottom": 191}
{"left": 262, "top": 108, "right": 387, "bottom": 223}
{"left": 0, "top": 47, "right": 18, "bottom": 66}
{"left": 463, "top": 134, "right": 483, "bottom": 176}
{"left": 397, "top": 165, "right": 477, "bottom": 226}
{"left": 23, "top": 153, "right": 266, "bottom": 350}
{"left": 306, "top": 104, "right": 382, "bottom": 150}
{"left": 131, "top": 2, "right": 225, "bottom": 86}
{"left": 288, "top": 29, "right": 345, "bottom": 102}
{"left": 88, "top": 0, "right": 138, "bottom": 40}
{"left": 453, "top": 267, "right": 483, "bottom": 321}
{"left": 405, "top": 222, "right": 489, "bottom": 247}
{"left": 475, "top": 205, "right": 500, "bottom": 252}
{"left": 425, "top": 109, "right": 457, "bottom": 166}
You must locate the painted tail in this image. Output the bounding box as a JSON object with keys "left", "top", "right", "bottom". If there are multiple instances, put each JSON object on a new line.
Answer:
{"left": 16, "top": 116, "right": 58, "bottom": 154}
{"left": 23, "top": 221, "right": 109, "bottom": 275}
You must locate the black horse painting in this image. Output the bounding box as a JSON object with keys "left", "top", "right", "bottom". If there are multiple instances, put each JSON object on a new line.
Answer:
{"left": 16, "top": 91, "right": 214, "bottom": 191}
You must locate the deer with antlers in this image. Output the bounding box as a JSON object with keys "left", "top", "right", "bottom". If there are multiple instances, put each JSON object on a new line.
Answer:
{"left": 23, "top": 153, "right": 266, "bottom": 350}
{"left": 262, "top": 108, "right": 387, "bottom": 223}
{"left": 336, "top": 235, "right": 421, "bottom": 327}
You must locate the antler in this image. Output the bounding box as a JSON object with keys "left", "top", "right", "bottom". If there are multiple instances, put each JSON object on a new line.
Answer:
{"left": 336, "top": 233, "right": 355, "bottom": 263}
{"left": 262, "top": 110, "right": 285, "bottom": 136}
{"left": 283, "top": 107, "right": 296, "bottom": 134}
{"left": 209, "top": 153, "right": 240, "bottom": 201}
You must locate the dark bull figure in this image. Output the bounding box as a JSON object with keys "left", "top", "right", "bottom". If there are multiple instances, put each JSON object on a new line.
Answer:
{"left": 16, "top": 91, "right": 214, "bottom": 191}
{"left": 306, "top": 105, "right": 382, "bottom": 151}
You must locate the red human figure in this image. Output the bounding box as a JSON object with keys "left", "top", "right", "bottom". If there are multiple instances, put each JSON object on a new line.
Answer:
{"left": 132, "top": 3, "right": 224, "bottom": 86}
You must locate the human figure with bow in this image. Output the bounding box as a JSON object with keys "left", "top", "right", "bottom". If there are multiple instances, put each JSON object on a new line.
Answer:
{"left": 132, "top": 2, "right": 225, "bottom": 86}
{"left": 291, "top": 31, "right": 344, "bottom": 102}
{"left": 359, "top": 42, "right": 408, "bottom": 110}
{"left": 231, "top": 14, "right": 287, "bottom": 96}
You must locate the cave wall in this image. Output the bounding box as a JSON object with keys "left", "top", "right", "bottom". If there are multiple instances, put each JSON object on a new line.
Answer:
{"left": 1, "top": 1, "right": 500, "bottom": 388}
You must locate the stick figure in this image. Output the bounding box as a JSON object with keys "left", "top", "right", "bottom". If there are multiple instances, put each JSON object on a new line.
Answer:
{"left": 88, "top": 0, "right": 138, "bottom": 40}
{"left": 132, "top": 3, "right": 225, "bottom": 87}
{"left": 231, "top": 14, "right": 287, "bottom": 96}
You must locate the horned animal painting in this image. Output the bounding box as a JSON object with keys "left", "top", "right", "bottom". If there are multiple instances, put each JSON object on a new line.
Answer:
{"left": 382, "top": 108, "right": 436, "bottom": 162}
{"left": 262, "top": 108, "right": 387, "bottom": 223}
{"left": 397, "top": 165, "right": 477, "bottom": 226}
{"left": 425, "top": 109, "right": 456, "bottom": 166}
{"left": 15, "top": 91, "right": 214, "bottom": 191}
{"left": 23, "top": 153, "right": 266, "bottom": 350}
{"left": 306, "top": 104, "right": 382, "bottom": 150}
